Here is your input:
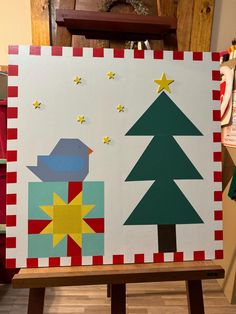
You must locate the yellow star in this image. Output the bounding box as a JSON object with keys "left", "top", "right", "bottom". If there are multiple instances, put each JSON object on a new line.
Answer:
{"left": 103, "top": 136, "right": 111, "bottom": 144}
{"left": 117, "top": 105, "right": 124, "bottom": 112}
{"left": 154, "top": 73, "right": 174, "bottom": 93}
{"left": 77, "top": 115, "right": 85, "bottom": 124}
{"left": 32, "top": 101, "right": 41, "bottom": 109}
{"left": 74, "top": 76, "right": 82, "bottom": 84}
{"left": 107, "top": 71, "right": 116, "bottom": 79}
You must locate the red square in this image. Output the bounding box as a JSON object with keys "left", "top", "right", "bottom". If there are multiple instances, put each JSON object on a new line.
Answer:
{"left": 93, "top": 48, "right": 104, "bottom": 58}
{"left": 0, "top": 100, "right": 7, "bottom": 105}
{"left": 7, "top": 150, "right": 17, "bottom": 162}
{"left": 7, "top": 172, "right": 17, "bottom": 184}
{"left": 6, "top": 258, "right": 16, "bottom": 268}
{"left": 134, "top": 254, "right": 144, "bottom": 263}
{"left": 6, "top": 237, "right": 16, "bottom": 248}
{"left": 51, "top": 46, "right": 62, "bottom": 56}
{"left": 114, "top": 49, "right": 124, "bottom": 58}
{"left": 8, "top": 86, "right": 18, "bottom": 98}
{"left": 8, "top": 45, "right": 19, "bottom": 55}
{"left": 214, "top": 171, "right": 222, "bottom": 182}
{"left": 213, "top": 110, "right": 221, "bottom": 121}
{"left": 193, "top": 52, "right": 203, "bottom": 61}
{"left": 49, "top": 257, "right": 61, "bottom": 267}
{"left": 113, "top": 255, "right": 124, "bottom": 264}
{"left": 134, "top": 50, "right": 144, "bottom": 59}
{"left": 194, "top": 251, "right": 205, "bottom": 261}
{"left": 214, "top": 191, "right": 222, "bottom": 202}
{"left": 215, "top": 249, "right": 223, "bottom": 259}
{"left": 8, "top": 65, "right": 18, "bottom": 76}
{"left": 173, "top": 51, "right": 184, "bottom": 60}
{"left": 93, "top": 256, "right": 103, "bottom": 265}
{"left": 30, "top": 46, "right": 41, "bottom": 55}
{"left": 212, "top": 52, "right": 220, "bottom": 61}
{"left": 27, "top": 258, "right": 38, "bottom": 268}
{"left": 7, "top": 107, "right": 18, "bottom": 119}
{"left": 7, "top": 128, "right": 18, "bottom": 140}
{"left": 6, "top": 215, "right": 16, "bottom": 227}
{"left": 174, "top": 252, "right": 184, "bottom": 262}
{"left": 71, "top": 256, "right": 82, "bottom": 266}
{"left": 213, "top": 152, "right": 221, "bottom": 162}
{"left": 213, "top": 132, "right": 221, "bottom": 142}
{"left": 212, "top": 90, "right": 220, "bottom": 100}
{"left": 154, "top": 50, "right": 163, "bottom": 59}
{"left": 214, "top": 230, "right": 223, "bottom": 241}
{"left": 214, "top": 210, "right": 223, "bottom": 220}
{"left": 212, "top": 70, "right": 221, "bottom": 81}
{"left": 6, "top": 193, "right": 17, "bottom": 205}
{"left": 153, "top": 253, "right": 164, "bottom": 263}
{"left": 73, "top": 48, "right": 83, "bottom": 57}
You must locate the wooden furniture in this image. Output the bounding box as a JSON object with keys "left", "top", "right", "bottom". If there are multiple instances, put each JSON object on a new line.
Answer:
{"left": 31, "top": 0, "right": 215, "bottom": 51}
{"left": 13, "top": 261, "right": 224, "bottom": 314}
{"left": 56, "top": 9, "right": 177, "bottom": 41}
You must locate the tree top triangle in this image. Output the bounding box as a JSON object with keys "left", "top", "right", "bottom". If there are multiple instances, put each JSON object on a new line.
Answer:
{"left": 126, "top": 92, "right": 203, "bottom": 136}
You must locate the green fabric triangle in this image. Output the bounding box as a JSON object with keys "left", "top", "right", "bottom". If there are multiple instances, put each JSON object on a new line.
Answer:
{"left": 126, "top": 92, "right": 202, "bottom": 136}
{"left": 228, "top": 167, "right": 236, "bottom": 199}
{"left": 126, "top": 136, "right": 203, "bottom": 181}
{"left": 124, "top": 180, "right": 203, "bottom": 225}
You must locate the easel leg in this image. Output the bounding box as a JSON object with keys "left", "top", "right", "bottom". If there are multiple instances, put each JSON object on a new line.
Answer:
{"left": 107, "top": 284, "right": 111, "bottom": 297}
{"left": 111, "top": 284, "right": 126, "bottom": 314}
{"left": 186, "top": 280, "right": 204, "bottom": 314}
{"left": 27, "top": 288, "right": 45, "bottom": 314}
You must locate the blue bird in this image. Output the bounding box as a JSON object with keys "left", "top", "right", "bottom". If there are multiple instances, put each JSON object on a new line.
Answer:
{"left": 28, "top": 139, "right": 93, "bottom": 182}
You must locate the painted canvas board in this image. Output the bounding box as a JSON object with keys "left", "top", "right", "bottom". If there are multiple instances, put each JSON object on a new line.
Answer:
{"left": 6, "top": 46, "right": 222, "bottom": 268}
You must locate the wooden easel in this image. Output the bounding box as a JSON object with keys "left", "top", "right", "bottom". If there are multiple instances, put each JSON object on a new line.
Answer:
{"left": 13, "top": 261, "right": 224, "bottom": 314}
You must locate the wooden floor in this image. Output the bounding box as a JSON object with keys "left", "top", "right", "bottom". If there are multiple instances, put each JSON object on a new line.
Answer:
{"left": 1, "top": 280, "right": 236, "bottom": 314}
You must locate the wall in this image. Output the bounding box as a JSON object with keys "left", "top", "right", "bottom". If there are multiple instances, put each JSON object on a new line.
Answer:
{"left": 0, "top": 0, "right": 32, "bottom": 65}
{"left": 211, "top": 0, "right": 236, "bottom": 51}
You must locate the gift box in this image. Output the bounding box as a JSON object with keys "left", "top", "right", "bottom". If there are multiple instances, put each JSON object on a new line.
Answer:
{"left": 28, "top": 181, "right": 104, "bottom": 259}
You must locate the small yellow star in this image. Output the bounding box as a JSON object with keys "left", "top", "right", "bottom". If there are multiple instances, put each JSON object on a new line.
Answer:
{"left": 107, "top": 71, "right": 116, "bottom": 79}
{"left": 32, "top": 101, "right": 41, "bottom": 109}
{"left": 74, "top": 76, "right": 82, "bottom": 84}
{"left": 154, "top": 73, "right": 174, "bottom": 93}
{"left": 77, "top": 115, "right": 85, "bottom": 124}
{"left": 103, "top": 136, "right": 111, "bottom": 144}
{"left": 117, "top": 105, "right": 124, "bottom": 112}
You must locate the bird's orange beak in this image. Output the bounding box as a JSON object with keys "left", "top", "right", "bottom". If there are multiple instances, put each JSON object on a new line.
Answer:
{"left": 88, "top": 148, "right": 93, "bottom": 155}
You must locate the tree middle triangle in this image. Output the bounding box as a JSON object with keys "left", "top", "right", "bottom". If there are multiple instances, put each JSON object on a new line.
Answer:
{"left": 126, "top": 136, "right": 203, "bottom": 181}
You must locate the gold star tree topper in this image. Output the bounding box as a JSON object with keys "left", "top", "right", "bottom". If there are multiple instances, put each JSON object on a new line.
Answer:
{"left": 117, "top": 105, "right": 124, "bottom": 112}
{"left": 77, "top": 115, "right": 85, "bottom": 124}
{"left": 107, "top": 71, "right": 116, "bottom": 79}
{"left": 103, "top": 136, "right": 111, "bottom": 144}
{"left": 74, "top": 76, "right": 82, "bottom": 84}
{"left": 154, "top": 73, "right": 174, "bottom": 93}
{"left": 32, "top": 101, "right": 41, "bottom": 109}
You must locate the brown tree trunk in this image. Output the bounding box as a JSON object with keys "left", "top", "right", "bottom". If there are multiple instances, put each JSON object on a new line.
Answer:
{"left": 158, "top": 225, "right": 177, "bottom": 252}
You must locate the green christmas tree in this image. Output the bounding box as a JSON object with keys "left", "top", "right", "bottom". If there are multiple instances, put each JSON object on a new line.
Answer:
{"left": 124, "top": 91, "right": 203, "bottom": 252}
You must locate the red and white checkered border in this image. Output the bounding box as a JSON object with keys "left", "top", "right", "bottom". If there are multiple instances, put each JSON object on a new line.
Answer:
{"left": 5, "top": 249, "right": 224, "bottom": 268}
{"left": 8, "top": 45, "right": 221, "bottom": 60}
{"left": 6, "top": 45, "right": 222, "bottom": 268}
{"left": 210, "top": 59, "right": 223, "bottom": 261}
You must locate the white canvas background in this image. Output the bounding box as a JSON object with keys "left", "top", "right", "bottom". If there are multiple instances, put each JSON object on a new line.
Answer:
{"left": 7, "top": 47, "right": 222, "bottom": 267}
